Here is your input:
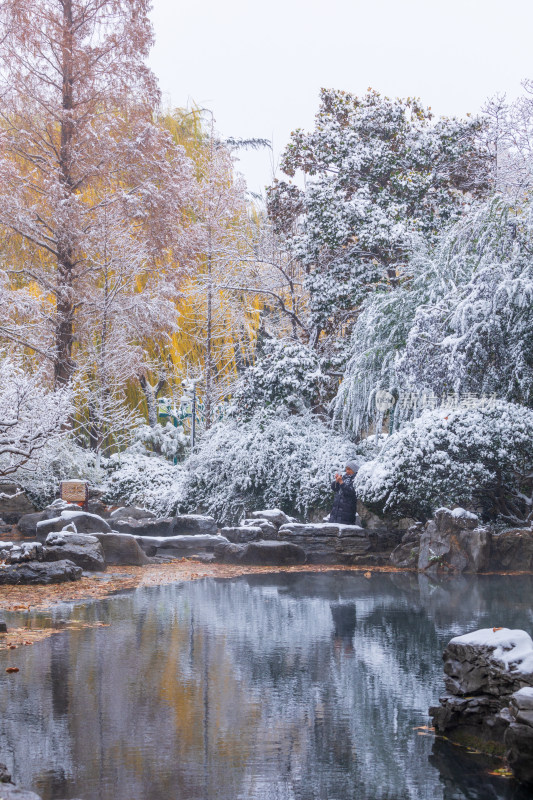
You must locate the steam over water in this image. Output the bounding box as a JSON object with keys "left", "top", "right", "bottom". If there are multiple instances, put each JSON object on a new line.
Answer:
{"left": 1, "top": 572, "right": 533, "bottom": 800}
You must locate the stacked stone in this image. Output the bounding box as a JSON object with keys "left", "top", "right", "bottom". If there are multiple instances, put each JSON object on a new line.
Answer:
{"left": 430, "top": 628, "right": 533, "bottom": 787}
{"left": 276, "top": 522, "right": 390, "bottom": 565}
{"left": 505, "top": 688, "right": 533, "bottom": 785}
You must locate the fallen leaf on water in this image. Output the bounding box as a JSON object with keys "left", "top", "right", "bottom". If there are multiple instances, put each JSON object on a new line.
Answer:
{"left": 488, "top": 768, "right": 513, "bottom": 778}
{"left": 364, "top": 571, "right": 372, "bottom": 579}
{"left": 5, "top": 667, "right": 19, "bottom": 673}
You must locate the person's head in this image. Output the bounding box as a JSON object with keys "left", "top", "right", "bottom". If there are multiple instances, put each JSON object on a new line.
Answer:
{"left": 345, "top": 460, "right": 358, "bottom": 476}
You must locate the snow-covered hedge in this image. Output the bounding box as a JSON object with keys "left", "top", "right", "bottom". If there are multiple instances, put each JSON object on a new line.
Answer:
{"left": 175, "top": 409, "right": 357, "bottom": 524}
{"left": 102, "top": 451, "right": 186, "bottom": 516}
{"left": 355, "top": 400, "right": 533, "bottom": 523}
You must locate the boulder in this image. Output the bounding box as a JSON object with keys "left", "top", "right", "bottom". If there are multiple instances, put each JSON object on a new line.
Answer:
{"left": 93, "top": 532, "right": 150, "bottom": 566}
{"left": 87, "top": 499, "right": 111, "bottom": 518}
{"left": 6, "top": 542, "right": 43, "bottom": 564}
{"left": 390, "top": 524, "right": 423, "bottom": 568}
{"left": 0, "top": 761, "right": 11, "bottom": 782}
{"left": 0, "top": 559, "right": 82, "bottom": 585}
{"left": 220, "top": 526, "right": 263, "bottom": 544}
{"left": 109, "top": 506, "right": 156, "bottom": 521}
{"left": 250, "top": 509, "right": 293, "bottom": 527}
{"left": 241, "top": 518, "right": 278, "bottom": 539}
{"left": 36, "top": 511, "right": 111, "bottom": 540}
{"left": 418, "top": 508, "right": 490, "bottom": 573}
{"left": 17, "top": 512, "right": 46, "bottom": 538}
{"left": 112, "top": 517, "right": 174, "bottom": 538}
{"left": 43, "top": 532, "right": 105, "bottom": 572}
{"left": 490, "top": 528, "right": 533, "bottom": 571}
{"left": 505, "top": 688, "right": 533, "bottom": 786}
{"left": 239, "top": 540, "right": 306, "bottom": 565}
{"left": 135, "top": 534, "right": 228, "bottom": 558}
{"left": 0, "top": 484, "right": 36, "bottom": 524}
{"left": 173, "top": 514, "right": 218, "bottom": 536}
{"left": 430, "top": 628, "right": 533, "bottom": 741}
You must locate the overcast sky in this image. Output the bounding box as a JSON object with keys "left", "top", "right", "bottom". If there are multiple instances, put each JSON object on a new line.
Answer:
{"left": 149, "top": 0, "right": 533, "bottom": 195}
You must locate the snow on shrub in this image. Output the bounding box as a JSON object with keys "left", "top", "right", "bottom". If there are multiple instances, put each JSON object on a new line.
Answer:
{"left": 355, "top": 399, "right": 533, "bottom": 523}
{"left": 175, "top": 409, "right": 357, "bottom": 524}
{"left": 102, "top": 451, "right": 186, "bottom": 516}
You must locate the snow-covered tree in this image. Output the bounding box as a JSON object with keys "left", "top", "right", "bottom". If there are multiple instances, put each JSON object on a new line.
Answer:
{"left": 233, "top": 337, "right": 328, "bottom": 418}
{"left": 0, "top": 357, "right": 71, "bottom": 478}
{"left": 355, "top": 399, "right": 533, "bottom": 523}
{"left": 268, "top": 89, "right": 492, "bottom": 353}
{"left": 0, "top": 0, "right": 195, "bottom": 385}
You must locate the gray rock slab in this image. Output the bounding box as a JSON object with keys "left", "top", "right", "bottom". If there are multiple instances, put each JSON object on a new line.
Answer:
{"left": 135, "top": 534, "right": 228, "bottom": 557}
{"left": 93, "top": 532, "right": 150, "bottom": 566}
{"left": 112, "top": 517, "right": 174, "bottom": 537}
{"left": 220, "top": 526, "right": 262, "bottom": 544}
{"left": 0, "top": 559, "right": 82, "bottom": 585}
{"left": 490, "top": 529, "right": 533, "bottom": 571}
{"left": 241, "top": 518, "right": 278, "bottom": 538}
{"left": 173, "top": 515, "right": 218, "bottom": 536}
{"left": 418, "top": 508, "right": 490, "bottom": 573}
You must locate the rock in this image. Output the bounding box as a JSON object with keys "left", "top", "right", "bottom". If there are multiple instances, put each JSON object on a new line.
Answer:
{"left": 173, "top": 514, "right": 218, "bottom": 536}
{"left": 0, "top": 484, "right": 36, "bottom": 524}
{"left": 0, "top": 783, "right": 43, "bottom": 799}
{"left": 87, "top": 499, "right": 110, "bottom": 518}
{"left": 430, "top": 628, "right": 533, "bottom": 744}
{"left": 418, "top": 508, "right": 490, "bottom": 573}
{"left": 357, "top": 501, "right": 387, "bottom": 530}
{"left": 16, "top": 512, "right": 46, "bottom": 538}
{"left": 109, "top": 506, "right": 156, "bottom": 521}
{"left": 36, "top": 511, "right": 111, "bottom": 540}
{"left": 135, "top": 534, "right": 228, "bottom": 558}
{"left": 214, "top": 539, "right": 306, "bottom": 565}
{"left": 277, "top": 522, "right": 374, "bottom": 564}
{"left": 250, "top": 509, "right": 293, "bottom": 527}
{"left": 43, "top": 532, "right": 105, "bottom": 572}
{"left": 0, "top": 622, "right": 7, "bottom": 633}
{"left": 390, "top": 524, "right": 423, "bottom": 568}
{"left": 93, "top": 532, "right": 150, "bottom": 566}
{"left": 505, "top": 688, "right": 533, "bottom": 785}
{"left": 0, "top": 761, "right": 11, "bottom": 782}
{"left": 0, "top": 559, "right": 82, "bottom": 585}
{"left": 239, "top": 540, "right": 306, "bottom": 565}
{"left": 6, "top": 542, "right": 43, "bottom": 564}
{"left": 112, "top": 517, "right": 174, "bottom": 538}
{"left": 490, "top": 528, "right": 533, "bottom": 571}
{"left": 220, "top": 526, "right": 263, "bottom": 544}
{"left": 241, "top": 518, "right": 278, "bottom": 539}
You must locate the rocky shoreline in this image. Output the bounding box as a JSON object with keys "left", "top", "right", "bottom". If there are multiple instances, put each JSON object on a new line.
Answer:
{"left": 430, "top": 627, "right": 533, "bottom": 787}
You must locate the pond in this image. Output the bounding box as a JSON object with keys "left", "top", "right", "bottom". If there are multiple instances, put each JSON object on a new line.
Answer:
{"left": 1, "top": 571, "right": 533, "bottom": 800}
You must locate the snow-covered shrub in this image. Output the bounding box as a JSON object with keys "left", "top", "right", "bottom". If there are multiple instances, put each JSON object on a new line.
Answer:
{"left": 127, "top": 422, "right": 188, "bottom": 462}
{"left": 11, "top": 438, "right": 102, "bottom": 508}
{"left": 102, "top": 451, "right": 186, "bottom": 515}
{"left": 355, "top": 399, "right": 533, "bottom": 523}
{"left": 175, "top": 409, "right": 357, "bottom": 524}
{"left": 233, "top": 338, "right": 328, "bottom": 418}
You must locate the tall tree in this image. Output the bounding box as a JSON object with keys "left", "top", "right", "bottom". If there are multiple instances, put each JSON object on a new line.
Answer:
{"left": 0, "top": 0, "right": 195, "bottom": 384}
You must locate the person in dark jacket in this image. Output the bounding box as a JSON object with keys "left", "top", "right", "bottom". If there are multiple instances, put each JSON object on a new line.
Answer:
{"left": 329, "top": 460, "right": 358, "bottom": 524}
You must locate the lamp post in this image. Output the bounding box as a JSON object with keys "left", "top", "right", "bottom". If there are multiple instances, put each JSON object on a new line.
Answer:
{"left": 181, "top": 378, "right": 199, "bottom": 451}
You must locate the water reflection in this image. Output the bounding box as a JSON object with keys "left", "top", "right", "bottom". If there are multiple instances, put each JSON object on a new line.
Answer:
{"left": 1, "top": 572, "right": 533, "bottom": 800}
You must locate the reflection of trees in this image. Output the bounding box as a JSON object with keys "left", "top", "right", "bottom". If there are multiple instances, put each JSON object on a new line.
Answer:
{"left": 0, "top": 574, "right": 533, "bottom": 799}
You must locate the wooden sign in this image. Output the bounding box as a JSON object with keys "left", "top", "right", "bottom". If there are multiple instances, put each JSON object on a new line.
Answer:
{"left": 60, "top": 480, "right": 89, "bottom": 505}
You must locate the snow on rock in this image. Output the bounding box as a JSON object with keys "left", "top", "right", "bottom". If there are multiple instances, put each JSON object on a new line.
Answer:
{"left": 36, "top": 511, "right": 111, "bottom": 538}
{"left": 450, "top": 628, "right": 533, "bottom": 677}
{"left": 250, "top": 509, "right": 294, "bottom": 527}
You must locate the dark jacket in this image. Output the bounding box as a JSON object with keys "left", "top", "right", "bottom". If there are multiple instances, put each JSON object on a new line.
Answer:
{"left": 329, "top": 473, "right": 357, "bottom": 525}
